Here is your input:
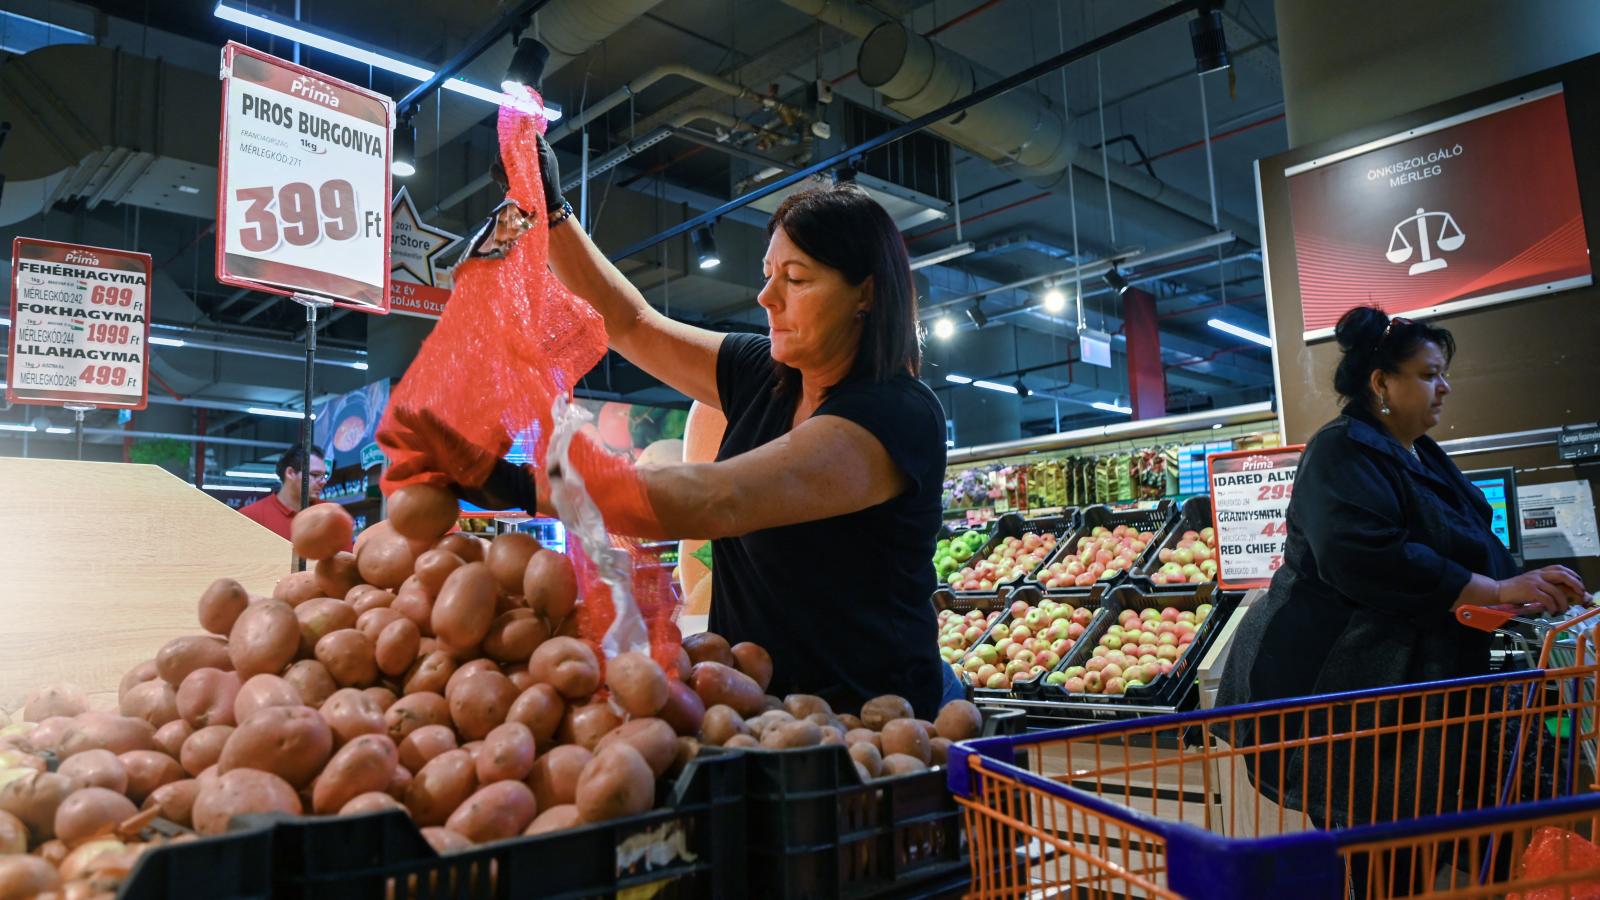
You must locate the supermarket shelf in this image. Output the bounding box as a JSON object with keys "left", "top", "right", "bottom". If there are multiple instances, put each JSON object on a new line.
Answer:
{"left": 947, "top": 400, "right": 1275, "bottom": 465}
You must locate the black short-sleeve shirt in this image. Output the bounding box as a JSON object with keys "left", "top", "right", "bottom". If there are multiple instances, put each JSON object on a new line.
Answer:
{"left": 708, "top": 333, "right": 947, "bottom": 718}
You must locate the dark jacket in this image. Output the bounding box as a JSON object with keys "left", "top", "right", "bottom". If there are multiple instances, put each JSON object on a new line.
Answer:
{"left": 1216, "top": 406, "right": 1520, "bottom": 826}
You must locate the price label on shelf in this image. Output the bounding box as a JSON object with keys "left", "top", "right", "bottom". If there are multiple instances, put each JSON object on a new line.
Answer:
{"left": 7, "top": 238, "right": 152, "bottom": 410}
{"left": 1206, "top": 445, "right": 1305, "bottom": 589}
{"left": 217, "top": 42, "right": 392, "bottom": 312}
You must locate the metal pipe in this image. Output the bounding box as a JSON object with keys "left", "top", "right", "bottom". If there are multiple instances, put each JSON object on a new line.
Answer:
{"left": 607, "top": 0, "right": 1207, "bottom": 262}
{"left": 396, "top": 0, "right": 556, "bottom": 117}
{"left": 546, "top": 63, "right": 806, "bottom": 146}
{"left": 74, "top": 427, "right": 293, "bottom": 449}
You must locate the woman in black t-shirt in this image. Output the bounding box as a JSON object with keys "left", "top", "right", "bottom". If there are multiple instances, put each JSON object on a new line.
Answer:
{"left": 428, "top": 137, "right": 948, "bottom": 716}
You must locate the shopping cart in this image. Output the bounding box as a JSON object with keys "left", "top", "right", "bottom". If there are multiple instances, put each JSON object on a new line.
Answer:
{"left": 950, "top": 604, "right": 1600, "bottom": 899}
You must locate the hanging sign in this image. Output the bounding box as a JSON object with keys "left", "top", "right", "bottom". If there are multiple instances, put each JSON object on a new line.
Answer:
{"left": 7, "top": 238, "right": 152, "bottom": 410}
{"left": 1206, "top": 445, "right": 1304, "bottom": 589}
{"left": 388, "top": 187, "right": 461, "bottom": 319}
{"left": 1286, "top": 84, "right": 1591, "bottom": 341}
{"left": 216, "top": 41, "right": 393, "bottom": 312}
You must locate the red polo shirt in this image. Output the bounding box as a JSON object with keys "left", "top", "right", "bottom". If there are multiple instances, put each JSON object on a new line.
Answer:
{"left": 238, "top": 493, "right": 297, "bottom": 540}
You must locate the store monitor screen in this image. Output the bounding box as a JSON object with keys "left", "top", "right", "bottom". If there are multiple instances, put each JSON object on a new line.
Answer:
{"left": 1466, "top": 467, "right": 1521, "bottom": 557}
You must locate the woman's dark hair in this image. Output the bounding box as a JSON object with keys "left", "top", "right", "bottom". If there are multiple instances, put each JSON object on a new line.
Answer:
{"left": 765, "top": 183, "right": 921, "bottom": 394}
{"left": 1332, "top": 306, "right": 1456, "bottom": 406}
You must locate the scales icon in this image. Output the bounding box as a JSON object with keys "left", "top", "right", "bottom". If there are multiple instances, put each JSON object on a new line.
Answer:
{"left": 1386, "top": 208, "right": 1465, "bottom": 275}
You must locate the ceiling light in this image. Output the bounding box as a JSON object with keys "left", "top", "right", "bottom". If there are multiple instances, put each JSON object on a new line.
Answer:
{"left": 212, "top": 3, "right": 561, "bottom": 121}
{"left": 1102, "top": 267, "right": 1130, "bottom": 297}
{"left": 501, "top": 38, "right": 551, "bottom": 94}
{"left": 1014, "top": 378, "right": 1030, "bottom": 398}
{"left": 246, "top": 406, "right": 309, "bottom": 420}
{"left": 352, "top": 361, "right": 369, "bottom": 371}
{"left": 202, "top": 483, "right": 274, "bottom": 493}
{"left": 932, "top": 317, "right": 956, "bottom": 340}
{"left": 392, "top": 118, "right": 417, "bottom": 178}
{"left": 1207, "top": 318, "right": 1273, "bottom": 347}
{"left": 224, "top": 469, "right": 281, "bottom": 480}
{"left": 1190, "top": 7, "right": 1231, "bottom": 75}
{"left": 966, "top": 303, "right": 988, "bottom": 329}
{"left": 691, "top": 225, "right": 720, "bottom": 270}
{"left": 1092, "top": 401, "right": 1133, "bottom": 415}
{"left": 908, "top": 242, "right": 975, "bottom": 272}
{"left": 0, "top": 317, "right": 9, "bottom": 326}
{"left": 971, "top": 380, "right": 1018, "bottom": 395}
{"left": 177, "top": 184, "right": 201, "bottom": 194}
{"left": 45, "top": 427, "right": 74, "bottom": 434}
{"left": 944, "top": 373, "right": 972, "bottom": 384}
{"left": 149, "top": 336, "right": 186, "bottom": 348}
{"left": 0, "top": 423, "right": 38, "bottom": 432}
{"left": 1042, "top": 288, "right": 1067, "bottom": 313}
{"left": 1212, "top": 423, "right": 1223, "bottom": 429}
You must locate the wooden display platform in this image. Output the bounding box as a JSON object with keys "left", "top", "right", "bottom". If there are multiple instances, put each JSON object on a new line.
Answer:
{"left": 0, "top": 458, "right": 291, "bottom": 716}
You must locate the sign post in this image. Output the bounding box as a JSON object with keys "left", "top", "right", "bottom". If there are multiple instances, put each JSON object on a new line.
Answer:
{"left": 1207, "top": 445, "right": 1305, "bottom": 590}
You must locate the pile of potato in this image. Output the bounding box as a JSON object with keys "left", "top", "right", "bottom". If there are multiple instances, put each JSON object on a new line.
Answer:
{"left": 0, "top": 485, "right": 985, "bottom": 898}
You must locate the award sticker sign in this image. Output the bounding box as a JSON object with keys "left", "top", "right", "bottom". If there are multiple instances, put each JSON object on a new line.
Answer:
{"left": 1207, "top": 445, "right": 1305, "bottom": 589}
{"left": 7, "top": 238, "right": 152, "bottom": 410}
{"left": 217, "top": 42, "right": 392, "bottom": 312}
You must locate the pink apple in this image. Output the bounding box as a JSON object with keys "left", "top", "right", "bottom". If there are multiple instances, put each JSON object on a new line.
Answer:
{"left": 1064, "top": 676, "right": 1086, "bottom": 693}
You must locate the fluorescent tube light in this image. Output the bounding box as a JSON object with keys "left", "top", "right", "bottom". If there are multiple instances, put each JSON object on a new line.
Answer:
{"left": 944, "top": 374, "right": 973, "bottom": 385}
{"left": 0, "top": 423, "right": 38, "bottom": 432}
{"left": 246, "top": 406, "right": 308, "bottom": 420}
{"left": 202, "top": 483, "right": 273, "bottom": 493}
{"left": 908, "top": 242, "right": 975, "bottom": 271}
{"left": 351, "top": 361, "right": 369, "bottom": 371}
{"left": 1207, "top": 318, "right": 1272, "bottom": 347}
{"left": 1092, "top": 401, "right": 1132, "bottom": 414}
{"left": 149, "top": 336, "right": 187, "bottom": 347}
{"left": 971, "top": 380, "right": 1018, "bottom": 395}
{"left": 45, "top": 427, "right": 74, "bottom": 434}
{"left": 224, "top": 469, "right": 281, "bottom": 480}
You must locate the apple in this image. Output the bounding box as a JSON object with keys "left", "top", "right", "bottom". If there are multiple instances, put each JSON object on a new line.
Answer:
{"left": 1104, "top": 676, "right": 1126, "bottom": 695}
{"left": 1157, "top": 645, "right": 1180, "bottom": 661}
{"left": 1064, "top": 676, "right": 1086, "bottom": 692}
{"left": 1046, "top": 671, "right": 1068, "bottom": 686}
{"left": 1083, "top": 671, "right": 1103, "bottom": 693}
{"left": 986, "top": 673, "right": 1009, "bottom": 689}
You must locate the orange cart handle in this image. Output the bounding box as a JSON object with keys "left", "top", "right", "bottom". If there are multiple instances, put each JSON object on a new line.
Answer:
{"left": 1456, "top": 603, "right": 1549, "bottom": 632}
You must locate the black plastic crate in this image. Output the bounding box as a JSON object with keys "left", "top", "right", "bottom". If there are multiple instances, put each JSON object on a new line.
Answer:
{"left": 949, "top": 586, "right": 1108, "bottom": 701}
{"left": 1129, "top": 495, "right": 1218, "bottom": 593}
{"left": 940, "top": 512, "right": 1077, "bottom": 601}
{"left": 742, "top": 709, "right": 1024, "bottom": 900}
{"left": 1035, "top": 584, "right": 1238, "bottom": 707}
{"left": 119, "top": 822, "right": 275, "bottom": 900}
{"left": 1030, "top": 501, "right": 1176, "bottom": 594}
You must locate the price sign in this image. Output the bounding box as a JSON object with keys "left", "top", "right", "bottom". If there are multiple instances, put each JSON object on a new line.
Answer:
{"left": 7, "top": 238, "right": 152, "bottom": 410}
{"left": 217, "top": 42, "right": 392, "bottom": 312}
{"left": 1207, "top": 445, "right": 1305, "bottom": 589}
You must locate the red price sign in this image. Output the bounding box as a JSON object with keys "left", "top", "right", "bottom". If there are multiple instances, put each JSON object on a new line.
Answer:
{"left": 1207, "top": 445, "right": 1305, "bottom": 589}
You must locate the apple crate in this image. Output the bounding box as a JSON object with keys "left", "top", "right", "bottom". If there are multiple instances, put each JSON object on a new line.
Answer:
{"left": 948, "top": 586, "right": 1111, "bottom": 702}
{"left": 1129, "top": 495, "right": 1219, "bottom": 594}
{"left": 939, "top": 512, "right": 1078, "bottom": 601}
{"left": 741, "top": 708, "right": 1024, "bottom": 900}
{"left": 1029, "top": 500, "right": 1177, "bottom": 595}
{"left": 1034, "top": 584, "right": 1240, "bottom": 708}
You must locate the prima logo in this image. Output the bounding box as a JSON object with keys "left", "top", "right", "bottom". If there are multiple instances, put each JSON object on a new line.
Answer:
{"left": 290, "top": 75, "right": 341, "bottom": 109}
{"left": 63, "top": 250, "right": 101, "bottom": 266}
{"left": 1241, "top": 456, "right": 1274, "bottom": 471}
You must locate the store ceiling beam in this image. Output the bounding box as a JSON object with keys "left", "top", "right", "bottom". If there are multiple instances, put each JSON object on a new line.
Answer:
{"left": 393, "top": 0, "right": 556, "bottom": 117}
{"left": 945, "top": 400, "right": 1276, "bottom": 465}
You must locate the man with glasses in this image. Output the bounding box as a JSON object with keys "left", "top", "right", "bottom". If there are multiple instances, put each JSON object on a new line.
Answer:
{"left": 238, "top": 444, "right": 330, "bottom": 541}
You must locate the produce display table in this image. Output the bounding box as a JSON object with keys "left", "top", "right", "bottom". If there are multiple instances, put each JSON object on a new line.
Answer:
{"left": 0, "top": 458, "right": 290, "bottom": 716}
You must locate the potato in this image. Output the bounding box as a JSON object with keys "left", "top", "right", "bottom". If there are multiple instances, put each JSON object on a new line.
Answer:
{"left": 446, "top": 780, "right": 537, "bottom": 843}
{"left": 311, "top": 630, "right": 376, "bottom": 689}
{"left": 505, "top": 665, "right": 535, "bottom": 691}
{"left": 233, "top": 675, "right": 301, "bottom": 724}
{"left": 384, "top": 692, "right": 449, "bottom": 743}
{"left": 698, "top": 706, "right": 748, "bottom": 746}
{"left": 487, "top": 533, "right": 542, "bottom": 595}
{"left": 296, "top": 598, "right": 358, "bottom": 657}
{"left": 597, "top": 719, "right": 677, "bottom": 777}
{"left": 844, "top": 729, "right": 882, "bottom": 750}
{"left": 482, "top": 610, "right": 548, "bottom": 664}
{"left": 438, "top": 671, "right": 514, "bottom": 743}
{"left": 930, "top": 737, "right": 952, "bottom": 766}
{"left": 405, "top": 749, "right": 476, "bottom": 827}
{"left": 391, "top": 579, "right": 434, "bottom": 637}
{"left": 314, "top": 552, "right": 362, "bottom": 600}
{"left": 229, "top": 600, "right": 300, "bottom": 680}
{"left": 524, "top": 804, "right": 581, "bottom": 836}
{"left": 860, "top": 695, "right": 915, "bottom": 731}
{"left": 724, "top": 734, "right": 758, "bottom": 749}
{"left": 838, "top": 714, "right": 864, "bottom": 731}
{"left": 761, "top": 721, "right": 822, "bottom": 750}
{"left": 53, "top": 788, "right": 136, "bottom": 848}
{"left": 397, "top": 725, "right": 457, "bottom": 774}
{"left": 682, "top": 633, "right": 735, "bottom": 667}
{"left": 0, "top": 772, "right": 75, "bottom": 841}
{"left": 402, "top": 651, "right": 456, "bottom": 696}
{"left": 759, "top": 695, "right": 785, "bottom": 713}
{"left": 152, "top": 720, "right": 193, "bottom": 759}
{"left": 155, "top": 637, "right": 231, "bottom": 689}
{"left": 57, "top": 751, "right": 126, "bottom": 794}
{"left": 529, "top": 637, "right": 600, "bottom": 700}
{"left": 118, "top": 751, "right": 182, "bottom": 805}
{"left": 119, "top": 681, "right": 180, "bottom": 728}
{"left": 22, "top": 717, "right": 72, "bottom": 754}
{"left": 916, "top": 719, "right": 939, "bottom": 740}
{"left": 731, "top": 643, "right": 774, "bottom": 692}
{"left": 60, "top": 714, "right": 157, "bottom": 758}
{"left": 557, "top": 703, "right": 621, "bottom": 752}
{"left": 176, "top": 668, "right": 241, "bottom": 729}
{"left": 575, "top": 744, "right": 654, "bottom": 824}
{"left": 689, "top": 663, "right": 765, "bottom": 717}
{"left": 444, "top": 659, "right": 497, "bottom": 697}
{"left": 219, "top": 706, "right": 332, "bottom": 789}
{"left": 746, "top": 711, "right": 795, "bottom": 740}
{"left": 375, "top": 619, "right": 422, "bottom": 677}
{"left": 273, "top": 570, "right": 323, "bottom": 607}
{"left": 505, "top": 685, "right": 564, "bottom": 743}
{"left": 363, "top": 686, "right": 398, "bottom": 712}
{"left": 57, "top": 835, "right": 136, "bottom": 883}
{"left": 291, "top": 502, "right": 354, "bottom": 560}
{"left": 180, "top": 726, "right": 235, "bottom": 777}
{"left": 192, "top": 768, "right": 302, "bottom": 835}
{"left": 339, "top": 792, "right": 404, "bottom": 816}
{"left": 934, "top": 699, "right": 982, "bottom": 741}
{"left": 388, "top": 484, "right": 460, "bottom": 541}
{"left": 880, "top": 719, "right": 931, "bottom": 765}
{"left": 596, "top": 653, "right": 664, "bottom": 719}
{"left": 432, "top": 532, "right": 482, "bottom": 561}
{"left": 412, "top": 549, "right": 465, "bottom": 597}
{"left": 282, "top": 661, "right": 338, "bottom": 708}
{"left": 118, "top": 663, "right": 159, "bottom": 706}
{"left": 879, "top": 753, "right": 928, "bottom": 777}
{"left": 319, "top": 688, "right": 386, "bottom": 747}
{"left": 24, "top": 684, "right": 88, "bottom": 722}
{"left": 476, "top": 723, "right": 535, "bottom": 784}
{"left": 0, "top": 810, "right": 24, "bottom": 856}
{"left": 357, "top": 523, "right": 419, "bottom": 589}
{"left": 522, "top": 550, "right": 577, "bottom": 623}
{"left": 658, "top": 681, "right": 706, "bottom": 737}
{"left": 351, "top": 587, "right": 398, "bottom": 617}
{"left": 848, "top": 742, "right": 882, "bottom": 777}
{"left": 311, "top": 734, "right": 398, "bottom": 814}
{"left": 387, "top": 764, "right": 413, "bottom": 801}
{"left": 783, "top": 694, "right": 833, "bottom": 720}
{"left": 420, "top": 826, "right": 472, "bottom": 854}
{"left": 143, "top": 779, "right": 200, "bottom": 828}
{"left": 357, "top": 607, "right": 405, "bottom": 643}
{"left": 32, "top": 837, "right": 67, "bottom": 868}
{"left": 0, "top": 855, "right": 59, "bottom": 898}
{"left": 526, "top": 745, "right": 590, "bottom": 811}
{"left": 432, "top": 562, "right": 497, "bottom": 651}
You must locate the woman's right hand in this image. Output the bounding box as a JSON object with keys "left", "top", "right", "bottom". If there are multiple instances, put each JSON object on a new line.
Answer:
{"left": 1495, "top": 566, "right": 1587, "bottom": 615}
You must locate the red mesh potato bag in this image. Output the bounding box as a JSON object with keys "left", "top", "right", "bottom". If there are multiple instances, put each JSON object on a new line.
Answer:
{"left": 1512, "top": 826, "right": 1600, "bottom": 900}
